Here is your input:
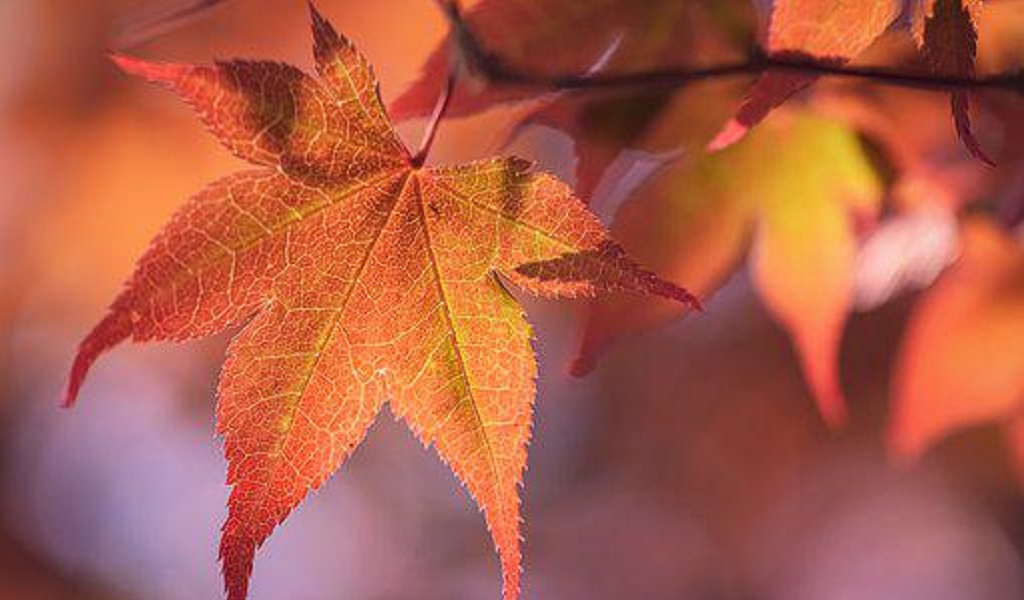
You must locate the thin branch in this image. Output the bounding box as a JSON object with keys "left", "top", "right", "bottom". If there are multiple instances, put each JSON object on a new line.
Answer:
{"left": 760, "top": 54, "right": 1024, "bottom": 93}
{"left": 412, "top": 71, "right": 457, "bottom": 167}
{"left": 437, "top": 0, "right": 1024, "bottom": 95}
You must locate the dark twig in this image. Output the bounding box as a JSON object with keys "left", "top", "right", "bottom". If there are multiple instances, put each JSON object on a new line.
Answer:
{"left": 437, "top": 0, "right": 1024, "bottom": 95}
{"left": 412, "top": 71, "right": 457, "bottom": 167}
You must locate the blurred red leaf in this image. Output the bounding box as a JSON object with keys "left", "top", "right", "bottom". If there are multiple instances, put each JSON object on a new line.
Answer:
{"left": 708, "top": 0, "right": 901, "bottom": 150}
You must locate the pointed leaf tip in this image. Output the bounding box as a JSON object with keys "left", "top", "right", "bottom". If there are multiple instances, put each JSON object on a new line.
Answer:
{"left": 64, "top": 312, "right": 132, "bottom": 408}
{"left": 110, "top": 53, "right": 190, "bottom": 86}
{"left": 658, "top": 280, "right": 702, "bottom": 311}
{"left": 952, "top": 92, "right": 995, "bottom": 166}
{"left": 707, "top": 118, "right": 749, "bottom": 152}
{"left": 219, "top": 529, "right": 256, "bottom": 600}
{"left": 308, "top": 2, "right": 333, "bottom": 39}
{"left": 109, "top": 52, "right": 143, "bottom": 74}
{"left": 502, "top": 561, "right": 522, "bottom": 600}
{"left": 815, "top": 382, "right": 849, "bottom": 429}
{"left": 308, "top": 1, "right": 348, "bottom": 61}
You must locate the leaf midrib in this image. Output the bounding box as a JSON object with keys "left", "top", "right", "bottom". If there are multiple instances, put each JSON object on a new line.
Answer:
{"left": 254, "top": 170, "right": 414, "bottom": 487}
{"left": 411, "top": 173, "right": 509, "bottom": 529}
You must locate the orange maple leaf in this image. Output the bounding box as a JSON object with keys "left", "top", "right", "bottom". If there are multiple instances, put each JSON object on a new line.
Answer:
{"left": 63, "top": 5, "right": 696, "bottom": 600}
{"left": 889, "top": 218, "right": 1024, "bottom": 469}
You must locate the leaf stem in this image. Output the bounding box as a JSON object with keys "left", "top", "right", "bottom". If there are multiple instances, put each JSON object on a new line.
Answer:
{"left": 412, "top": 71, "right": 456, "bottom": 168}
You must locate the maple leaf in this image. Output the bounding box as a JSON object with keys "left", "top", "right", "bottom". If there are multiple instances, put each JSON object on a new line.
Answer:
{"left": 63, "top": 6, "right": 696, "bottom": 600}
{"left": 889, "top": 217, "right": 1024, "bottom": 470}
{"left": 575, "top": 111, "right": 882, "bottom": 427}
{"left": 912, "top": 0, "right": 993, "bottom": 165}
{"left": 707, "top": 0, "right": 901, "bottom": 150}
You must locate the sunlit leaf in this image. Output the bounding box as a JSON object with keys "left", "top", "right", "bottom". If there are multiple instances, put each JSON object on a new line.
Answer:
{"left": 65, "top": 6, "right": 695, "bottom": 600}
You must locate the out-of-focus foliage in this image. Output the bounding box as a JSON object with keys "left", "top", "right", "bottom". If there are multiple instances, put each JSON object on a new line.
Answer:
{"left": 575, "top": 111, "right": 882, "bottom": 427}
{"left": 890, "top": 219, "right": 1024, "bottom": 468}
{"left": 3, "top": 0, "right": 1024, "bottom": 600}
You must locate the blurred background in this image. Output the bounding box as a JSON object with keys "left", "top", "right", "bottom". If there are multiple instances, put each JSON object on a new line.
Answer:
{"left": 1, "top": 1, "right": 1023, "bottom": 599}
